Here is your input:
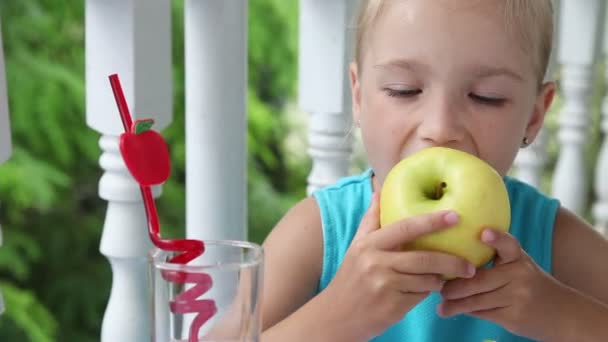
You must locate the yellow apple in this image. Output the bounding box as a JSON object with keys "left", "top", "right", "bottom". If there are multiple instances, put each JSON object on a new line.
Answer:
{"left": 379, "top": 147, "right": 511, "bottom": 277}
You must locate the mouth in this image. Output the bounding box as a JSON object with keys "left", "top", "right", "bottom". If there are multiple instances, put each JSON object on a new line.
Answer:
{"left": 403, "top": 146, "right": 479, "bottom": 160}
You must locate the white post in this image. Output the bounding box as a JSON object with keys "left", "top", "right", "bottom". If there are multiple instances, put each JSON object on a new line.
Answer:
{"left": 592, "top": 5, "right": 608, "bottom": 235}
{"left": 0, "top": 23, "right": 11, "bottom": 315}
{"left": 299, "top": 0, "right": 359, "bottom": 195}
{"left": 513, "top": 0, "right": 561, "bottom": 189}
{"left": 514, "top": 128, "right": 548, "bottom": 188}
{"left": 85, "top": 1, "right": 172, "bottom": 341}
{"left": 184, "top": 0, "right": 248, "bottom": 242}
{"left": 551, "top": 0, "right": 603, "bottom": 214}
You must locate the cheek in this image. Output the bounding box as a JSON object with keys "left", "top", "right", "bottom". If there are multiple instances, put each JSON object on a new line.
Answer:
{"left": 360, "top": 92, "right": 395, "bottom": 137}
{"left": 363, "top": 91, "right": 414, "bottom": 130}
{"left": 359, "top": 111, "right": 407, "bottom": 178}
{"left": 477, "top": 126, "right": 522, "bottom": 175}
{"left": 362, "top": 90, "right": 386, "bottom": 116}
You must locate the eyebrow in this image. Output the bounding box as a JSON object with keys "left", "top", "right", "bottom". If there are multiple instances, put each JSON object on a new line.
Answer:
{"left": 470, "top": 65, "right": 525, "bottom": 82}
{"left": 373, "top": 59, "right": 525, "bottom": 82}
{"left": 373, "top": 59, "right": 428, "bottom": 73}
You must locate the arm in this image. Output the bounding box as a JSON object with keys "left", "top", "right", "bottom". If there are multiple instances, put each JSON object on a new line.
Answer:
{"left": 261, "top": 194, "right": 473, "bottom": 341}
{"left": 261, "top": 197, "right": 355, "bottom": 341}
{"left": 552, "top": 207, "right": 608, "bottom": 303}
{"left": 261, "top": 197, "right": 323, "bottom": 330}
{"left": 551, "top": 207, "right": 608, "bottom": 340}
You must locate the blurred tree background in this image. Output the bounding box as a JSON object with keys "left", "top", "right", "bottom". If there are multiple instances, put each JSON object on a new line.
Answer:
{"left": 0, "top": 0, "right": 307, "bottom": 340}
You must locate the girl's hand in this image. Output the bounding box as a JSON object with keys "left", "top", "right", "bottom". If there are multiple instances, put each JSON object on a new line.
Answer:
{"left": 438, "top": 229, "right": 571, "bottom": 341}
{"left": 324, "top": 192, "right": 476, "bottom": 341}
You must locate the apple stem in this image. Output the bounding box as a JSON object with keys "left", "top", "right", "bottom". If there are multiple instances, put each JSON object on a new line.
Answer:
{"left": 434, "top": 182, "right": 447, "bottom": 200}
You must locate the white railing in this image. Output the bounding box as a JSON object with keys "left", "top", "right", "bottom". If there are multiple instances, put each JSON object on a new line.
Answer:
{"left": 513, "top": 127, "right": 549, "bottom": 188}
{"left": 511, "top": 0, "right": 608, "bottom": 230}
{"left": 184, "top": 0, "right": 248, "bottom": 242}
{"left": 551, "top": 0, "right": 605, "bottom": 214}
{"left": 0, "top": 23, "right": 11, "bottom": 315}
{"left": 299, "top": 0, "right": 359, "bottom": 195}
{"left": 22, "top": 0, "right": 604, "bottom": 340}
{"left": 85, "top": 0, "right": 248, "bottom": 340}
{"left": 511, "top": 0, "right": 562, "bottom": 188}
{"left": 86, "top": 0, "right": 172, "bottom": 340}
{"left": 592, "top": 13, "right": 608, "bottom": 234}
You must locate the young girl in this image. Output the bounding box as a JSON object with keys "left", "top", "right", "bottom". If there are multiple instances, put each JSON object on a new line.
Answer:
{"left": 261, "top": 1, "right": 608, "bottom": 341}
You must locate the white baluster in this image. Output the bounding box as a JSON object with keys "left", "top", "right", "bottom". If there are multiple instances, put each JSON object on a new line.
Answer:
{"left": 594, "top": 67, "right": 608, "bottom": 235}
{"left": 299, "top": 0, "right": 359, "bottom": 195}
{"left": 513, "top": 0, "right": 561, "bottom": 189}
{"left": 592, "top": 8, "right": 608, "bottom": 236}
{"left": 98, "top": 136, "right": 161, "bottom": 341}
{"left": 184, "top": 0, "right": 248, "bottom": 242}
{"left": 307, "top": 112, "right": 355, "bottom": 194}
{"left": 514, "top": 128, "right": 548, "bottom": 188}
{"left": 0, "top": 23, "right": 11, "bottom": 315}
{"left": 85, "top": 1, "right": 172, "bottom": 341}
{"left": 551, "top": 0, "right": 603, "bottom": 214}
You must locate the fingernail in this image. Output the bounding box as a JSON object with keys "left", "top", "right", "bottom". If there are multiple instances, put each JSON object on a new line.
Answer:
{"left": 436, "top": 302, "right": 447, "bottom": 317}
{"left": 436, "top": 303, "right": 443, "bottom": 316}
{"left": 482, "top": 229, "right": 496, "bottom": 242}
{"left": 444, "top": 212, "right": 459, "bottom": 225}
{"left": 467, "top": 264, "right": 476, "bottom": 277}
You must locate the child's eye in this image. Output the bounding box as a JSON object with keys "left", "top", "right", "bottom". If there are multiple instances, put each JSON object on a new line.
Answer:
{"left": 383, "top": 88, "right": 422, "bottom": 98}
{"left": 469, "top": 93, "right": 506, "bottom": 106}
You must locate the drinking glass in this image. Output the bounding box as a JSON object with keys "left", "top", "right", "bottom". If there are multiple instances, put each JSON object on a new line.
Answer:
{"left": 149, "top": 240, "right": 263, "bottom": 342}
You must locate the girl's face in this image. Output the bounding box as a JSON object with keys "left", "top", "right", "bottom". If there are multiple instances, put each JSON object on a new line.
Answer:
{"left": 351, "top": 0, "right": 555, "bottom": 187}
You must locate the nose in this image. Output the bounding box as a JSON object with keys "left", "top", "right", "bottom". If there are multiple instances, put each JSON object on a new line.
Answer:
{"left": 417, "top": 94, "right": 466, "bottom": 146}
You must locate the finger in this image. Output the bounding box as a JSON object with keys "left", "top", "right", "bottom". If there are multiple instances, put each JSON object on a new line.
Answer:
{"left": 389, "top": 273, "right": 445, "bottom": 294}
{"left": 441, "top": 264, "right": 512, "bottom": 300}
{"left": 354, "top": 192, "right": 381, "bottom": 239}
{"left": 467, "top": 308, "right": 504, "bottom": 325}
{"left": 385, "top": 250, "right": 476, "bottom": 279}
{"left": 437, "top": 284, "right": 511, "bottom": 317}
{"left": 481, "top": 229, "right": 522, "bottom": 265}
{"left": 372, "top": 211, "right": 459, "bottom": 250}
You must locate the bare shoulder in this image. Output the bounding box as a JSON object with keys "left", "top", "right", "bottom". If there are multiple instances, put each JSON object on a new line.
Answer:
{"left": 263, "top": 196, "right": 324, "bottom": 262}
{"left": 552, "top": 206, "right": 608, "bottom": 303}
{"left": 261, "top": 196, "right": 324, "bottom": 330}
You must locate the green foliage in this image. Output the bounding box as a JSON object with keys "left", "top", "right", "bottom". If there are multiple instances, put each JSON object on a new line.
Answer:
{"left": 0, "top": 282, "right": 56, "bottom": 342}
{"left": 0, "top": 0, "right": 105, "bottom": 341}
{"left": 0, "top": 0, "right": 303, "bottom": 340}
{"left": 246, "top": 0, "right": 306, "bottom": 240}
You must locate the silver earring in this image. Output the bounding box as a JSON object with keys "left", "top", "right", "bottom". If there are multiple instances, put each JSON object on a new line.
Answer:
{"left": 521, "top": 137, "right": 530, "bottom": 147}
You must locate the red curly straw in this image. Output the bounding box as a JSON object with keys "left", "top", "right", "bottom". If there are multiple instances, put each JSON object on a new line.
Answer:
{"left": 109, "top": 74, "right": 216, "bottom": 341}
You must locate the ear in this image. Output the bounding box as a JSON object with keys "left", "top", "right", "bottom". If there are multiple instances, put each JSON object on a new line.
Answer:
{"left": 349, "top": 62, "right": 362, "bottom": 126}
{"left": 525, "top": 81, "right": 556, "bottom": 143}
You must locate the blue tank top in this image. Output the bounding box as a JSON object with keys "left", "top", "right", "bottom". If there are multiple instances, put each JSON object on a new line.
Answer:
{"left": 312, "top": 168, "right": 560, "bottom": 342}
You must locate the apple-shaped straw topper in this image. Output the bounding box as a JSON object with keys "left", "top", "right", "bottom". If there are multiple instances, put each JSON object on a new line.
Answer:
{"left": 119, "top": 118, "right": 171, "bottom": 186}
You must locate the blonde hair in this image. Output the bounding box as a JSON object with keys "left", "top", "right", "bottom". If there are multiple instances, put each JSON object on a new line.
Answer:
{"left": 354, "top": 0, "right": 555, "bottom": 83}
